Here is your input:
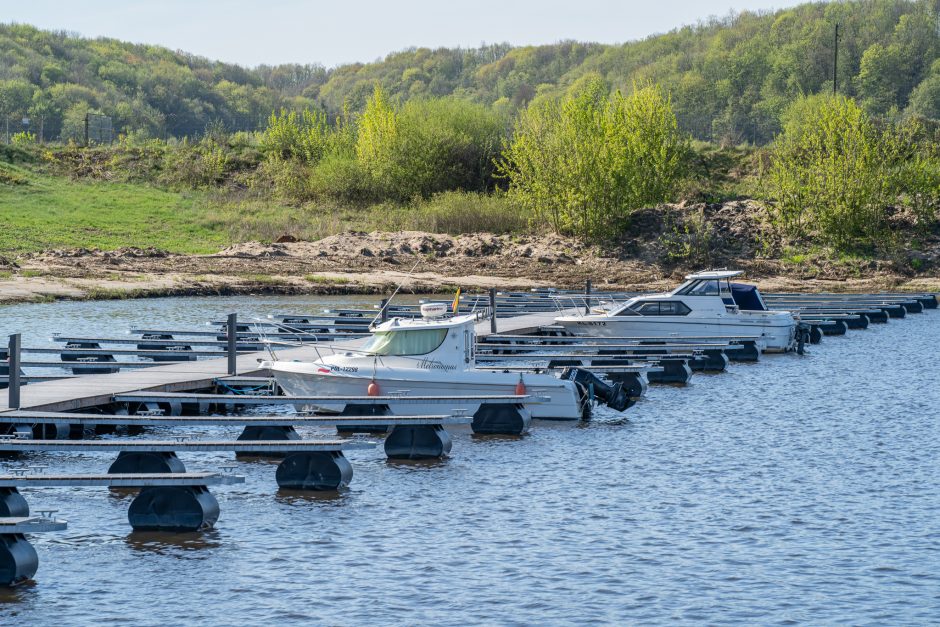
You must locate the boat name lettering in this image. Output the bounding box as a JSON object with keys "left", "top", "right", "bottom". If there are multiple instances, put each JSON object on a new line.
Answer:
{"left": 417, "top": 358, "right": 457, "bottom": 371}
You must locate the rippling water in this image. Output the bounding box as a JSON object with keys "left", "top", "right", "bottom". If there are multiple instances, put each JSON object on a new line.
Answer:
{"left": 1, "top": 295, "right": 938, "bottom": 625}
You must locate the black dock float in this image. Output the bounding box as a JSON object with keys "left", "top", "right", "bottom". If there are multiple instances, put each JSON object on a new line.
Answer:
{"left": 0, "top": 440, "right": 375, "bottom": 491}
{"left": 725, "top": 341, "right": 761, "bottom": 362}
{"left": 60, "top": 342, "right": 118, "bottom": 374}
{"left": 0, "top": 411, "right": 475, "bottom": 456}
{"left": 689, "top": 349, "right": 730, "bottom": 373}
{"left": 816, "top": 320, "right": 849, "bottom": 336}
{"left": 916, "top": 295, "right": 938, "bottom": 309}
{"left": 808, "top": 324, "right": 824, "bottom": 343}
{"left": 0, "top": 516, "right": 67, "bottom": 586}
{"left": 646, "top": 358, "right": 693, "bottom": 384}
{"left": 137, "top": 334, "right": 197, "bottom": 361}
{"left": 843, "top": 314, "right": 869, "bottom": 330}
{"left": 588, "top": 357, "right": 692, "bottom": 385}
{"left": 470, "top": 403, "right": 531, "bottom": 434}
{"left": 0, "top": 472, "right": 244, "bottom": 532}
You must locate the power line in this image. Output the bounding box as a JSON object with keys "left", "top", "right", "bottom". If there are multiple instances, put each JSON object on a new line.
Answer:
{"left": 833, "top": 23, "right": 839, "bottom": 96}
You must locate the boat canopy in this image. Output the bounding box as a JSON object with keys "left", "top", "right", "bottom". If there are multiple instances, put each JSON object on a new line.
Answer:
{"left": 361, "top": 327, "right": 448, "bottom": 356}
{"left": 730, "top": 283, "right": 767, "bottom": 311}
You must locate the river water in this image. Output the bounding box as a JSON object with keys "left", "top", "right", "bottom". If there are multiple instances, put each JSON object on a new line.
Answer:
{"left": 0, "top": 295, "right": 937, "bottom": 625}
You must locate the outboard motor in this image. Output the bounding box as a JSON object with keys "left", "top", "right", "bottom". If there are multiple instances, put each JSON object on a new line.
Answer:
{"left": 561, "top": 368, "right": 632, "bottom": 412}
{"left": 795, "top": 322, "right": 812, "bottom": 355}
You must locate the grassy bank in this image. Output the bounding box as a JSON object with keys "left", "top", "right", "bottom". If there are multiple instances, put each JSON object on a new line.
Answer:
{"left": 0, "top": 160, "right": 532, "bottom": 255}
{"left": 0, "top": 162, "right": 224, "bottom": 253}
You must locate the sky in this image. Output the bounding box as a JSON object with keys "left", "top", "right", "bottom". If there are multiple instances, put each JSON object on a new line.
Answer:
{"left": 1, "top": 0, "right": 812, "bottom": 68}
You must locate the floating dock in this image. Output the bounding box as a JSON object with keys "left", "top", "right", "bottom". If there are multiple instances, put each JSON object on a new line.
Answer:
{"left": 0, "top": 287, "right": 935, "bottom": 586}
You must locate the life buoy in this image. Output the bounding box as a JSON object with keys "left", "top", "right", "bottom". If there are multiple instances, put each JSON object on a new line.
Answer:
{"left": 367, "top": 380, "right": 380, "bottom": 396}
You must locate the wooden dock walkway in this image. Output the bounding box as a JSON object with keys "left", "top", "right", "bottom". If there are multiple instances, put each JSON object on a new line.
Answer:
{"left": 0, "top": 350, "right": 271, "bottom": 412}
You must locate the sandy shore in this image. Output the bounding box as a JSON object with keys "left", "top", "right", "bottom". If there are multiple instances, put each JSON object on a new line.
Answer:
{"left": 2, "top": 230, "right": 938, "bottom": 304}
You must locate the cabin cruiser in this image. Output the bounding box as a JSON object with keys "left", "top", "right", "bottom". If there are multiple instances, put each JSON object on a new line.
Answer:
{"left": 554, "top": 271, "right": 798, "bottom": 352}
{"left": 262, "top": 304, "right": 632, "bottom": 420}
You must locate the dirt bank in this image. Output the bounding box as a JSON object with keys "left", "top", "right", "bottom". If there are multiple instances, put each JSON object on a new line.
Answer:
{"left": 2, "top": 202, "right": 939, "bottom": 304}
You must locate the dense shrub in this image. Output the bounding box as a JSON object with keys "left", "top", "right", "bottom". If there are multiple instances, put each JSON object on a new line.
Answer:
{"left": 409, "top": 191, "right": 527, "bottom": 234}
{"left": 762, "top": 94, "right": 940, "bottom": 247}
{"left": 355, "top": 87, "right": 505, "bottom": 201}
{"left": 498, "top": 77, "right": 689, "bottom": 238}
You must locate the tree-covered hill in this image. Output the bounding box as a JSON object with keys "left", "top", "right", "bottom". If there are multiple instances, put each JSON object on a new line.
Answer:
{"left": 1, "top": 0, "right": 938, "bottom": 144}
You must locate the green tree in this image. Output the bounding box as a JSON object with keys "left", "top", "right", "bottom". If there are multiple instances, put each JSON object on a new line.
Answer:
{"left": 0, "top": 79, "right": 35, "bottom": 143}
{"left": 763, "top": 94, "right": 900, "bottom": 246}
{"left": 499, "top": 78, "right": 688, "bottom": 238}
{"left": 856, "top": 43, "right": 907, "bottom": 114}
{"left": 28, "top": 89, "right": 55, "bottom": 143}
{"left": 907, "top": 60, "right": 940, "bottom": 120}
{"left": 261, "top": 108, "right": 331, "bottom": 163}
{"left": 356, "top": 85, "right": 398, "bottom": 170}
{"left": 384, "top": 98, "right": 504, "bottom": 199}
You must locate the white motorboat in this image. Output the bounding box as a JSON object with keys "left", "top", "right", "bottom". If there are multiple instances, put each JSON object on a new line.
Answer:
{"left": 554, "top": 271, "right": 799, "bottom": 352}
{"left": 262, "top": 304, "right": 632, "bottom": 420}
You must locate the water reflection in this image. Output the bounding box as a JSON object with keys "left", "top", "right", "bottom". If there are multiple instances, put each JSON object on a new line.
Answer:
{"left": 106, "top": 487, "right": 141, "bottom": 503}
{"left": 125, "top": 530, "right": 222, "bottom": 554}
{"left": 469, "top": 433, "right": 526, "bottom": 443}
{"left": 274, "top": 489, "right": 350, "bottom": 506}
{"left": 384, "top": 457, "right": 449, "bottom": 470}
{"left": 0, "top": 580, "right": 36, "bottom": 604}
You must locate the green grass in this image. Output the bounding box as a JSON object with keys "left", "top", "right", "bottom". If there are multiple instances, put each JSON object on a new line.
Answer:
{"left": 0, "top": 165, "right": 228, "bottom": 254}
{"left": 84, "top": 286, "right": 139, "bottom": 300}
{"left": 241, "top": 273, "right": 287, "bottom": 285}
{"left": 782, "top": 250, "right": 808, "bottom": 264}
{"left": 0, "top": 165, "right": 530, "bottom": 256}
{"left": 304, "top": 274, "right": 350, "bottom": 284}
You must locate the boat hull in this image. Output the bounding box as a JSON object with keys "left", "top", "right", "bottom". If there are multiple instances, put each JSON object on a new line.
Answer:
{"left": 554, "top": 314, "right": 796, "bottom": 352}
{"left": 269, "top": 364, "right": 585, "bottom": 420}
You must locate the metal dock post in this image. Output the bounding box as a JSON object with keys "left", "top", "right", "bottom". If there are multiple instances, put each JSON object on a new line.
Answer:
{"left": 8, "top": 334, "right": 21, "bottom": 410}
{"left": 489, "top": 288, "right": 497, "bottom": 334}
{"left": 227, "top": 313, "right": 237, "bottom": 376}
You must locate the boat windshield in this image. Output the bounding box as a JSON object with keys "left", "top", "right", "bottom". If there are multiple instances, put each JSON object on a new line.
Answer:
{"left": 361, "top": 328, "right": 448, "bottom": 356}
{"left": 675, "top": 279, "right": 722, "bottom": 296}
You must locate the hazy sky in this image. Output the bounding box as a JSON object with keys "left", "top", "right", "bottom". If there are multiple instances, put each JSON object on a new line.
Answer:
{"left": 2, "top": 0, "right": 811, "bottom": 68}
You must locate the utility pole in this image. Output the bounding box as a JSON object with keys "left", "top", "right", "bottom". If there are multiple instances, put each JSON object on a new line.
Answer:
{"left": 833, "top": 23, "right": 839, "bottom": 96}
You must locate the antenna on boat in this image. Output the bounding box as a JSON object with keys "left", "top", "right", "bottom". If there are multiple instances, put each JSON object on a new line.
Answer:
{"left": 370, "top": 260, "right": 421, "bottom": 329}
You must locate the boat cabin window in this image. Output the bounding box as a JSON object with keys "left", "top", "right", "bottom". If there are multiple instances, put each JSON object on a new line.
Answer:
{"left": 675, "top": 278, "right": 733, "bottom": 298}
{"left": 629, "top": 300, "right": 691, "bottom": 316}
{"left": 361, "top": 328, "right": 448, "bottom": 356}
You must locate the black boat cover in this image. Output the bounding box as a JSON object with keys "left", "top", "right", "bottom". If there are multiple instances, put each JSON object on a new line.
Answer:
{"left": 731, "top": 283, "right": 767, "bottom": 311}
